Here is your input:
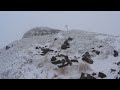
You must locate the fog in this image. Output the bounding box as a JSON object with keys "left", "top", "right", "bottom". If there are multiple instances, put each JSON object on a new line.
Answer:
{"left": 0, "top": 11, "right": 120, "bottom": 48}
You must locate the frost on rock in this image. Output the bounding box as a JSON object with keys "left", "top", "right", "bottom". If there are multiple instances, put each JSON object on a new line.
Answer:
{"left": 22, "top": 27, "right": 61, "bottom": 39}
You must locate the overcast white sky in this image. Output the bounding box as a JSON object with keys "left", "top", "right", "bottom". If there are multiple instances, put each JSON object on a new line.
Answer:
{"left": 0, "top": 11, "right": 120, "bottom": 48}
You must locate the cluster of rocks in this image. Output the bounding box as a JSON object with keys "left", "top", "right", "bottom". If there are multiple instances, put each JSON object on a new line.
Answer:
{"left": 81, "top": 45, "right": 119, "bottom": 65}
{"left": 61, "top": 37, "right": 73, "bottom": 50}
{"left": 24, "top": 32, "right": 119, "bottom": 79}
{"left": 80, "top": 72, "right": 107, "bottom": 79}
{"left": 35, "top": 46, "right": 54, "bottom": 56}
{"left": 51, "top": 54, "right": 78, "bottom": 68}
{"left": 111, "top": 61, "right": 120, "bottom": 79}
{"left": 50, "top": 37, "right": 79, "bottom": 68}
{"left": 5, "top": 45, "right": 13, "bottom": 50}
{"left": 82, "top": 52, "right": 93, "bottom": 64}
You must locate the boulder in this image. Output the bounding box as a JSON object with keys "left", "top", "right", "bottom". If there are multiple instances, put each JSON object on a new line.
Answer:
{"left": 113, "top": 50, "right": 119, "bottom": 57}
{"left": 98, "top": 72, "right": 107, "bottom": 78}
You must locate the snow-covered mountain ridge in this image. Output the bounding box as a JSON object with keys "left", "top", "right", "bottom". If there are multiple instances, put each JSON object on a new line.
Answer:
{"left": 0, "top": 27, "right": 120, "bottom": 79}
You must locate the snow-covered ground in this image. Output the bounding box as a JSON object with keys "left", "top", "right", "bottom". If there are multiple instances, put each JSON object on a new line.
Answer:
{"left": 0, "top": 27, "right": 120, "bottom": 79}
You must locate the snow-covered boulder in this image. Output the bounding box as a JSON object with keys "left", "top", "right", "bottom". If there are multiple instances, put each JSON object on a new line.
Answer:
{"left": 22, "top": 27, "right": 61, "bottom": 39}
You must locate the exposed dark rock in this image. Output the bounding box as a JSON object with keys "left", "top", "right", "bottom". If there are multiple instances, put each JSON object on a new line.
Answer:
{"left": 54, "top": 38, "right": 57, "bottom": 41}
{"left": 71, "top": 60, "right": 79, "bottom": 63}
{"left": 116, "top": 77, "right": 120, "bottom": 79}
{"left": 51, "top": 53, "right": 77, "bottom": 68}
{"left": 58, "top": 63, "right": 69, "bottom": 68}
{"left": 118, "top": 70, "right": 120, "bottom": 75}
{"left": 113, "top": 50, "right": 119, "bottom": 57}
{"left": 52, "top": 74, "right": 58, "bottom": 79}
{"left": 74, "top": 56, "right": 77, "bottom": 58}
{"left": 82, "top": 57, "right": 93, "bottom": 64}
{"left": 51, "top": 54, "right": 73, "bottom": 68}
{"left": 80, "top": 73, "right": 96, "bottom": 79}
{"left": 86, "top": 74, "right": 96, "bottom": 79}
{"left": 111, "top": 69, "right": 116, "bottom": 73}
{"left": 51, "top": 60, "right": 62, "bottom": 64}
{"left": 95, "top": 51, "right": 100, "bottom": 55}
{"left": 57, "top": 54, "right": 66, "bottom": 57}
{"left": 67, "top": 37, "right": 73, "bottom": 41}
{"left": 35, "top": 46, "right": 40, "bottom": 49}
{"left": 64, "top": 56, "right": 72, "bottom": 66}
{"left": 5, "top": 46, "right": 11, "bottom": 50}
{"left": 61, "top": 59, "right": 66, "bottom": 65}
{"left": 92, "top": 50, "right": 96, "bottom": 52}
{"left": 92, "top": 50, "right": 100, "bottom": 55}
{"left": 54, "top": 51, "right": 57, "bottom": 53}
{"left": 99, "top": 46, "right": 103, "bottom": 48}
{"left": 82, "top": 52, "right": 93, "bottom": 64}
{"left": 92, "top": 48, "right": 94, "bottom": 49}
{"left": 51, "top": 56, "right": 57, "bottom": 61}
{"left": 115, "top": 61, "right": 120, "bottom": 65}
{"left": 80, "top": 73, "right": 86, "bottom": 79}
{"left": 40, "top": 48, "right": 54, "bottom": 56}
{"left": 82, "top": 52, "right": 91, "bottom": 58}
{"left": 92, "top": 73, "right": 96, "bottom": 76}
{"left": 61, "top": 40, "right": 70, "bottom": 50}
{"left": 117, "top": 61, "right": 120, "bottom": 65}
{"left": 116, "top": 77, "right": 119, "bottom": 79}
{"left": 98, "top": 72, "right": 107, "bottom": 78}
{"left": 61, "top": 37, "right": 73, "bottom": 50}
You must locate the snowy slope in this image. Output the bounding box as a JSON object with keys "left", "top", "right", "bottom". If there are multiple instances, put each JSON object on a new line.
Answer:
{"left": 0, "top": 29, "right": 120, "bottom": 79}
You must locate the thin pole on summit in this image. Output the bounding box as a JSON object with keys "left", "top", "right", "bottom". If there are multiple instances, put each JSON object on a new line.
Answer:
{"left": 65, "top": 25, "right": 68, "bottom": 31}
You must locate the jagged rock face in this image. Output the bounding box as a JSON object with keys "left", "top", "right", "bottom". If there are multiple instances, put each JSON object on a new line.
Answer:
{"left": 22, "top": 27, "right": 61, "bottom": 39}
{"left": 0, "top": 29, "right": 120, "bottom": 79}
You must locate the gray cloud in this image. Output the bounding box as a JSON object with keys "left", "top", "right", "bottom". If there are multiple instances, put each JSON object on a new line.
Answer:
{"left": 0, "top": 11, "right": 120, "bottom": 48}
